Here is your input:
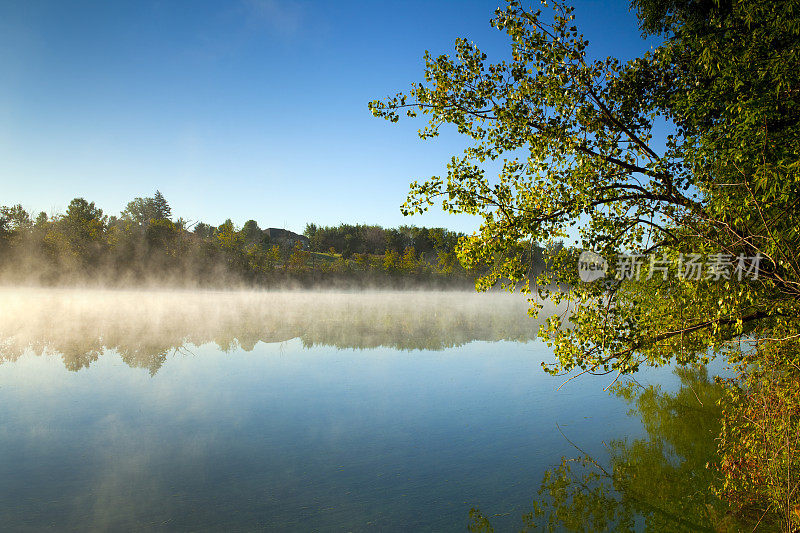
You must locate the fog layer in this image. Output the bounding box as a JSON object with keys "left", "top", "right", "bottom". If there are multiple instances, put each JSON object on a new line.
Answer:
{"left": 0, "top": 289, "right": 551, "bottom": 374}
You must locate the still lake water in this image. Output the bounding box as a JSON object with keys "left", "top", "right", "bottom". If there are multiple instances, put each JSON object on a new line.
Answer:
{"left": 0, "top": 289, "right": 722, "bottom": 531}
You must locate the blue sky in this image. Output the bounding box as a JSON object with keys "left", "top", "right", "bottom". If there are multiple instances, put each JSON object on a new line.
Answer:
{"left": 0, "top": 0, "right": 654, "bottom": 234}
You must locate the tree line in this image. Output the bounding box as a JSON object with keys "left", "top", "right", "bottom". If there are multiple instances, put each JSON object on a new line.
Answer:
{"left": 0, "top": 192, "right": 517, "bottom": 287}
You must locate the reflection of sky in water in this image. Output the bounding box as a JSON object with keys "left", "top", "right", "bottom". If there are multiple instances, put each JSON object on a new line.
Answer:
{"left": 0, "top": 291, "right": 722, "bottom": 531}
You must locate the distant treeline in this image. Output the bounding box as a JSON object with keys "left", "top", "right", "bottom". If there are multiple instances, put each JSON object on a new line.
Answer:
{"left": 0, "top": 192, "right": 549, "bottom": 288}
{"left": 303, "top": 223, "right": 461, "bottom": 259}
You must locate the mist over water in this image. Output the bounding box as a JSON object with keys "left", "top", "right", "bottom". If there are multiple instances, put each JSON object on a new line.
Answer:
{"left": 0, "top": 287, "right": 713, "bottom": 531}
{"left": 0, "top": 288, "right": 548, "bottom": 374}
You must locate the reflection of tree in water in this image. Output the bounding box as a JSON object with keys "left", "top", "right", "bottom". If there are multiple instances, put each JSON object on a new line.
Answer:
{"left": 116, "top": 343, "right": 171, "bottom": 376}
{"left": 61, "top": 343, "right": 102, "bottom": 372}
{"left": 0, "top": 289, "right": 544, "bottom": 375}
{"left": 469, "top": 367, "right": 761, "bottom": 532}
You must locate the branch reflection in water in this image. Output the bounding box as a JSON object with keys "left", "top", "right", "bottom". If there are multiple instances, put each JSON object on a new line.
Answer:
{"left": 469, "top": 366, "right": 764, "bottom": 532}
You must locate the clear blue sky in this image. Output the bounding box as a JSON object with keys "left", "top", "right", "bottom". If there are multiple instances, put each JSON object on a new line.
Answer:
{"left": 0, "top": 0, "right": 653, "bottom": 234}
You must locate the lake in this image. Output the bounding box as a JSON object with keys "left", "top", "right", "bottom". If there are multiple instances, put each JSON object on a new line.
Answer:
{"left": 0, "top": 289, "right": 725, "bottom": 531}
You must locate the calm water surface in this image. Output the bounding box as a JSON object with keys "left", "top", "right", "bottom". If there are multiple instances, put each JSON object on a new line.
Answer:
{"left": 0, "top": 289, "right": 721, "bottom": 531}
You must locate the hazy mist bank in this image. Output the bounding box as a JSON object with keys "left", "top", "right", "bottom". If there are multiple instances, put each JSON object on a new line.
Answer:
{"left": 0, "top": 251, "right": 475, "bottom": 290}
{"left": 0, "top": 288, "right": 553, "bottom": 375}
{"left": 0, "top": 276, "right": 480, "bottom": 293}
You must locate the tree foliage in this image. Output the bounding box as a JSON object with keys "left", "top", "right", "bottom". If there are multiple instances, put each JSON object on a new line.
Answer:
{"left": 370, "top": 0, "right": 799, "bottom": 379}
{"left": 0, "top": 194, "right": 479, "bottom": 288}
{"left": 303, "top": 222, "right": 463, "bottom": 259}
{"left": 121, "top": 190, "right": 172, "bottom": 226}
{"left": 371, "top": 0, "right": 800, "bottom": 522}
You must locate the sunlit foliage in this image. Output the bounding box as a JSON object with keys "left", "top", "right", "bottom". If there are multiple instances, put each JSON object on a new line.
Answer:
{"left": 371, "top": 0, "right": 800, "bottom": 523}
